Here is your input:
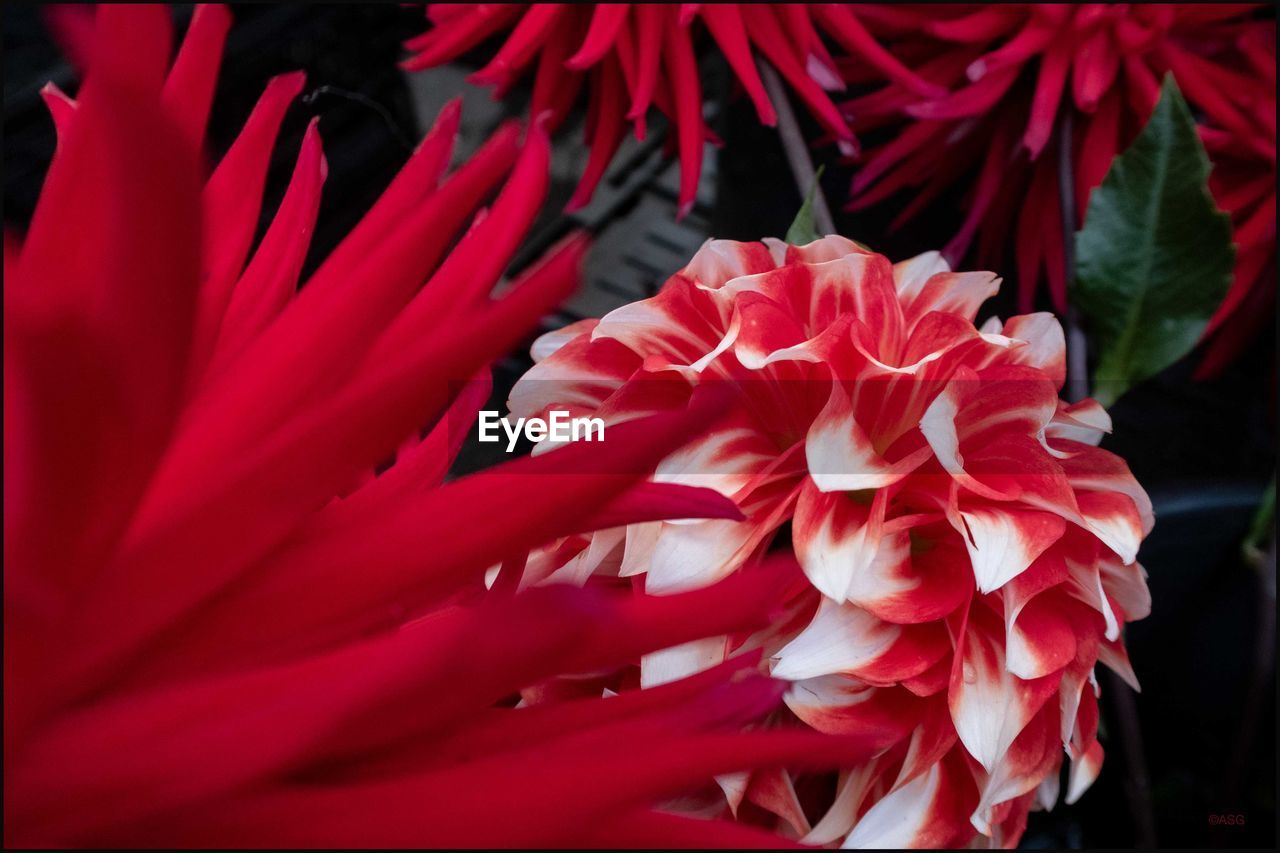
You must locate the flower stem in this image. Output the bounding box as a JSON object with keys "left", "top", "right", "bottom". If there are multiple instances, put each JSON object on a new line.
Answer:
{"left": 757, "top": 58, "right": 837, "bottom": 237}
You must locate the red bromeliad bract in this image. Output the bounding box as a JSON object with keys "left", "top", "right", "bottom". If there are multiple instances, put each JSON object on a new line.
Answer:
{"left": 405, "top": 3, "right": 942, "bottom": 217}
{"left": 3, "top": 6, "right": 889, "bottom": 846}
{"left": 839, "top": 3, "right": 1275, "bottom": 371}
{"left": 509, "top": 236, "right": 1153, "bottom": 846}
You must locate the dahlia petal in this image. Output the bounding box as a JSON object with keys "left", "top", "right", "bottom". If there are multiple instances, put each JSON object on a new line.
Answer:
{"left": 1065, "top": 555, "right": 1122, "bottom": 642}
{"left": 124, "top": 727, "right": 882, "bottom": 848}
{"left": 529, "top": 13, "right": 582, "bottom": 133}
{"left": 958, "top": 433, "right": 1082, "bottom": 520}
{"left": 334, "top": 370, "right": 493, "bottom": 517}
{"left": 653, "top": 406, "right": 778, "bottom": 498}
{"left": 389, "top": 119, "right": 553, "bottom": 328}
{"left": 401, "top": 4, "right": 522, "bottom": 70}
{"left": 745, "top": 767, "right": 812, "bottom": 838}
{"left": 325, "top": 97, "right": 463, "bottom": 265}
{"left": 580, "top": 807, "right": 808, "bottom": 848}
{"left": 122, "top": 397, "right": 737, "bottom": 681}
{"left": 807, "top": 380, "right": 929, "bottom": 493}
{"left": 698, "top": 4, "right": 777, "bottom": 125}
{"left": 742, "top": 5, "right": 854, "bottom": 145}
{"left": 866, "top": 525, "right": 972, "bottom": 625}
{"left": 897, "top": 270, "right": 1001, "bottom": 331}
{"left": 1065, "top": 740, "right": 1105, "bottom": 805}
{"left": 682, "top": 238, "right": 779, "bottom": 286}
{"left": 646, "top": 513, "right": 768, "bottom": 595}
{"left": 804, "top": 765, "right": 880, "bottom": 845}
{"left": 1046, "top": 399, "right": 1111, "bottom": 447}
{"left": 15, "top": 575, "right": 809, "bottom": 844}
{"left": 949, "top": 610, "right": 1061, "bottom": 772}
{"left": 928, "top": 7, "right": 1019, "bottom": 42}
{"left": 192, "top": 71, "right": 306, "bottom": 376}
{"left": 892, "top": 250, "right": 950, "bottom": 301}
{"left": 807, "top": 253, "right": 908, "bottom": 353}
{"left": 665, "top": 17, "right": 705, "bottom": 220}
{"left": 1004, "top": 591, "right": 1078, "bottom": 679}
{"left": 531, "top": 318, "right": 599, "bottom": 363}
{"left": 783, "top": 676, "right": 918, "bottom": 747}
{"left": 468, "top": 3, "right": 565, "bottom": 86}
{"left": 1023, "top": 41, "right": 1071, "bottom": 157}
{"left": 843, "top": 757, "right": 969, "bottom": 849}
{"left": 1098, "top": 636, "right": 1140, "bottom": 691}
{"left": 998, "top": 313, "right": 1067, "bottom": 388}
{"left": 209, "top": 118, "right": 327, "bottom": 372}
{"left": 586, "top": 481, "right": 746, "bottom": 531}
{"left": 954, "top": 504, "right": 1067, "bottom": 594}
{"left": 966, "top": 16, "right": 1052, "bottom": 82}
{"left": 626, "top": 4, "right": 665, "bottom": 122}
{"left": 546, "top": 526, "right": 625, "bottom": 586}
{"left": 87, "top": 5, "right": 173, "bottom": 94}
{"left": 1077, "top": 88, "right": 1123, "bottom": 212}
{"left": 921, "top": 369, "right": 1063, "bottom": 504}
{"left": 511, "top": 332, "right": 641, "bottom": 420}
{"left": 565, "top": 3, "right": 628, "bottom": 70}
{"left": 893, "top": 696, "right": 960, "bottom": 788}
{"left": 1075, "top": 490, "right": 1145, "bottom": 564}
{"left": 725, "top": 292, "right": 809, "bottom": 369}
{"left": 772, "top": 599, "right": 948, "bottom": 684}
{"left": 905, "top": 65, "right": 1019, "bottom": 120}
{"left": 1100, "top": 557, "right": 1151, "bottom": 622}
{"left": 812, "top": 4, "right": 946, "bottom": 98}
{"left": 619, "top": 520, "right": 663, "bottom": 578}
{"left": 1056, "top": 440, "right": 1154, "bottom": 535}
{"left": 7, "top": 42, "right": 202, "bottom": 599}
{"left": 161, "top": 4, "right": 232, "bottom": 150}
{"left": 792, "top": 479, "right": 887, "bottom": 603}
{"left": 640, "top": 636, "right": 729, "bottom": 688}
{"left": 39, "top": 83, "right": 78, "bottom": 140}
{"left": 567, "top": 56, "right": 626, "bottom": 210}
{"left": 593, "top": 278, "right": 727, "bottom": 364}
{"left": 970, "top": 700, "right": 1061, "bottom": 835}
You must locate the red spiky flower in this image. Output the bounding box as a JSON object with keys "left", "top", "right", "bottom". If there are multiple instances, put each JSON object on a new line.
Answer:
{"left": 839, "top": 2, "right": 1274, "bottom": 361}
{"left": 405, "top": 3, "right": 942, "bottom": 216}
{"left": 3, "top": 6, "right": 882, "bottom": 846}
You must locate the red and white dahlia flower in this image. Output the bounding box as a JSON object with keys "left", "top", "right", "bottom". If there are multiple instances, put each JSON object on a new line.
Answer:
{"left": 509, "top": 235, "right": 1154, "bottom": 845}
{"left": 5, "top": 7, "right": 885, "bottom": 846}
{"left": 839, "top": 2, "right": 1274, "bottom": 350}
{"left": 406, "top": 3, "right": 941, "bottom": 216}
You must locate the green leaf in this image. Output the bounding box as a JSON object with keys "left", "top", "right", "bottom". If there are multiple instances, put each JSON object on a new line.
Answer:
{"left": 1074, "top": 75, "right": 1235, "bottom": 408}
{"left": 785, "top": 165, "right": 825, "bottom": 245}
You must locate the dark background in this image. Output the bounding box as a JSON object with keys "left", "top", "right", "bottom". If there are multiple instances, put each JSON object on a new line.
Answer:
{"left": 3, "top": 5, "right": 1275, "bottom": 848}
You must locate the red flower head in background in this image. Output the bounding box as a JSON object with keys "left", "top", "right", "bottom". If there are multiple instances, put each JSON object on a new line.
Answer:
{"left": 3, "top": 6, "right": 885, "bottom": 846}
{"left": 405, "top": 3, "right": 942, "bottom": 216}
{"left": 510, "top": 236, "right": 1153, "bottom": 845}
{"left": 839, "top": 4, "right": 1274, "bottom": 374}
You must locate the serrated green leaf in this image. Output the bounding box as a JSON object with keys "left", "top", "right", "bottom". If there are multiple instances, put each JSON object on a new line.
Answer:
{"left": 785, "top": 165, "right": 825, "bottom": 245}
{"left": 1075, "top": 75, "right": 1235, "bottom": 408}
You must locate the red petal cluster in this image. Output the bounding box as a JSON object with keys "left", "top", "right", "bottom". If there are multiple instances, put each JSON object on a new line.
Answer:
{"left": 510, "top": 236, "right": 1153, "bottom": 845}
{"left": 406, "top": 3, "right": 941, "bottom": 216}
{"left": 840, "top": 3, "right": 1274, "bottom": 369}
{"left": 4, "top": 7, "right": 881, "bottom": 846}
